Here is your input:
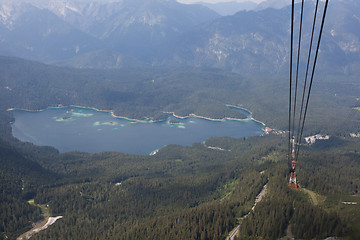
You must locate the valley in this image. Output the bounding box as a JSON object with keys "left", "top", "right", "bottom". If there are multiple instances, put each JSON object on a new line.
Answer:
{"left": 0, "top": 56, "right": 358, "bottom": 239}
{"left": 0, "top": 0, "right": 359, "bottom": 239}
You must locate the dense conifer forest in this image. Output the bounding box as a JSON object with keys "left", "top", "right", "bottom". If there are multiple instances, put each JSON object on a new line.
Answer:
{"left": 1, "top": 133, "right": 359, "bottom": 239}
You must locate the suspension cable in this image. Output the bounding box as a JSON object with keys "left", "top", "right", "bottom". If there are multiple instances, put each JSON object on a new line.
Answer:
{"left": 288, "top": 0, "right": 295, "bottom": 165}
{"left": 295, "top": 0, "right": 329, "bottom": 162}
{"left": 295, "top": 0, "right": 320, "bottom": 153}
{"left": 291, "top": 0, "right": 305, "bottom": 138}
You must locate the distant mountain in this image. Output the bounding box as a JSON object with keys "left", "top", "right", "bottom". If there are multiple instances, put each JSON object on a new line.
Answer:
{"left": 0, "top": 0, "right": 219, "bottom": 63}
{"left": 45, "top": 0, "right": 220, "bottom": 38}
{"left": 165, "top": 7, "right": 289, "bottom": 73}
{"left": 164, "top": 0, "right": 360, "bottom": 75}
{"left": 319, "top": 0, "right": 360, "bottom": 74}
{"left": 0, "top": 1, "right": 99, "bottom": 62}
{"left": 255, "top": 0, "right": 292, "bottom": 11}
{"left": 0, "top": 0, "right": 359, "bottom": 75}
{"left": 194, "top": 1, "right": 258, "bottom": 16}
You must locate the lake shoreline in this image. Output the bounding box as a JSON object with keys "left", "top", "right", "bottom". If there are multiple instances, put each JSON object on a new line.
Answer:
{"left": 7, "top": 104, "right": 267, "bottom": 127}
{"left": 10, "top": 105, "right": 266, "bottom": 155}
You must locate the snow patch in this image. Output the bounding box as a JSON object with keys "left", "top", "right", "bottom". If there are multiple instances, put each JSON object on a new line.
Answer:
{"left": 353, "top": 14, "right": 360, "bottom": 23}
{"left": 330, "top": 29, "right": 336, "bottom": 37}
{"left": 0, "top": 4, "right": 14, "bottom": 24}
{"left": 66, "top": 5, "right": 81, "bottom": 15}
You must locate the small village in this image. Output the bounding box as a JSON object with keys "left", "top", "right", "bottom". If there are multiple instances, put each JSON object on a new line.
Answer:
{"left": 263, "top": 127, "right": 286, "bottom": 136}
{"left": 350, "top": 133, "right": 360, "bottom": 138}
{"left": 304, "top": 134, "right": 330, "bottom": 145}
{"left": 264, "top": 127, "right": 331, "bottom": 146}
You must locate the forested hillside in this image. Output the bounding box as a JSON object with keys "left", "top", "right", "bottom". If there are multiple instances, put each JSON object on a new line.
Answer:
{"left": 1, "top": 56, "right": 359, "bottom": 134}
{"left": 1, "top": 130, "right": 359, "bottom": 239}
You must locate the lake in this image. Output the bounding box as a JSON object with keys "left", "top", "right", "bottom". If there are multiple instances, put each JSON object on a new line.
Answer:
{"left": 10, "top": 106, "right": 264, "bottom": 155}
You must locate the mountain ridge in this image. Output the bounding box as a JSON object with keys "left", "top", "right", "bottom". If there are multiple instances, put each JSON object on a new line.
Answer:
{"left": 0, "top": 0, "right": 359, "bottom": 75}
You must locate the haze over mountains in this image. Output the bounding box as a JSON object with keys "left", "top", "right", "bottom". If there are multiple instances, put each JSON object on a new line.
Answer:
{"left": 194, "top": 0, "right": 291, "bottom": 15}
{"left": 0, "top": 0, "right": 359, "bottom": 75}
{"left": 1, "top": 1, "right": 360, "bottom": 239}
{"left": 193, "top": 1, "right": 259, "bottom": 15}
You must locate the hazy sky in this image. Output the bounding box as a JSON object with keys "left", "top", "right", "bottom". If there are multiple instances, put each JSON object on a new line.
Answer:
{"left": 178, "top": 0, "right": 267, "bottom": 4}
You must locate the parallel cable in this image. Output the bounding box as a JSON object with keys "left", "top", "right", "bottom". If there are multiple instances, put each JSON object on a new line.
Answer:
{"left": 295, "top": 0, "right": 329, "bottom": 161}
{"left": 288, "top": 0, "right": 295, "bottom": 165}
{"left": 295, "top": 0, "right": 320, "bottom": 152}
{"left": 292, "top": 0, "right": 305, "bottom": 138}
